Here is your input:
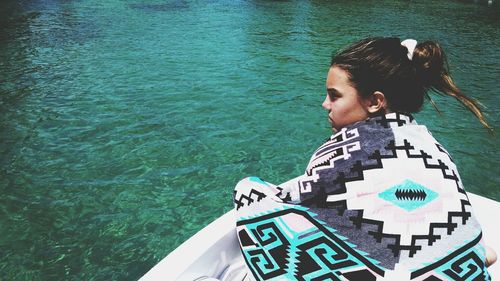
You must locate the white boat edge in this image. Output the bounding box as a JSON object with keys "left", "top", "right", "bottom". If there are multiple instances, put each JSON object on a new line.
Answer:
{"left": 140, "top": 209, "right": 243, "bottom": 281}
{"left": 140, "top": 192, "right": 500, "bottom": 280}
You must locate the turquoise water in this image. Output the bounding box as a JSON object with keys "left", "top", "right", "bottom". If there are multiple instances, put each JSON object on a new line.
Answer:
{"left": 1, "top": 0, "right": 498, "bottom": 279}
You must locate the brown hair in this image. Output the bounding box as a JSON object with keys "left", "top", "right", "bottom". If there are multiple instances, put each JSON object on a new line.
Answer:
{"left": 331, "top": 37, "right": 491, "bottom": 130}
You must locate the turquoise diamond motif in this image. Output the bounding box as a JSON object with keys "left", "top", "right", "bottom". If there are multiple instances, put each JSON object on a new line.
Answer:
{"left": 378, "top": 180, "right": 438, "bottom": 211}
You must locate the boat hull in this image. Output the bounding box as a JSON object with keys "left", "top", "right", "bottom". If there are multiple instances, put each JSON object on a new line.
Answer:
{"left": 141, "top": 193, "right": 499, "bottom": 280}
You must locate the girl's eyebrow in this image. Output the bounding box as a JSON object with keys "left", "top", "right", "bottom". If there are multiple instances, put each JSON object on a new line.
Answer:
{"left": 327, "top": 88, "right": 341, "bottom": 96}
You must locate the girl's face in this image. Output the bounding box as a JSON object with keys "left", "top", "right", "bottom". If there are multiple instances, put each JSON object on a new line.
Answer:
{"left": 322, "top": 66, "right": 371, "bottom": 132}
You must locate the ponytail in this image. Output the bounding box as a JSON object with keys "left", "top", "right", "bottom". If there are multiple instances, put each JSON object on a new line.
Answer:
{"left": 412, "top": 41, "right": 492, "bottom": 131}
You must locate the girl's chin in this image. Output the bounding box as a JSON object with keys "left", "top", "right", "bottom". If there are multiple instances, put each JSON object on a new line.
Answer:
{"left": 328, "top": 117, "right": 339, "bottom": 133}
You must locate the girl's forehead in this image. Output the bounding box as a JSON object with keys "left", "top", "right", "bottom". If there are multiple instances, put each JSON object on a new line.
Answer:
{"left": 326, "top": 67, "right": 350, "bottom": 86}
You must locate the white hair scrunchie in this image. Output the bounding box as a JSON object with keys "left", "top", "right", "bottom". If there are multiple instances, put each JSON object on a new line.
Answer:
{"left": 401, "top": 39, "right": 418, "bottom": 60}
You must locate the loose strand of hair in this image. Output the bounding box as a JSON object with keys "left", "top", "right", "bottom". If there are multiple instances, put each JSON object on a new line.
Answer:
{"left": 439, "top": 74, "right": 493, "bottom": 132}
{"left": 426, "top": 92, "right": 442, "bottom": 115}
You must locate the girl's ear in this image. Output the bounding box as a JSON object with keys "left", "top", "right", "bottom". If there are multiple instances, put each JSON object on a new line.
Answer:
{"left": 366, "top": 91, "right": 387, "bottom": 113}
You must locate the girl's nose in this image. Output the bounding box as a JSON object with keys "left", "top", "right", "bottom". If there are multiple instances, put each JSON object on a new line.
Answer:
{"left": 322, "top": 96, "right": 330, "bottom": 110}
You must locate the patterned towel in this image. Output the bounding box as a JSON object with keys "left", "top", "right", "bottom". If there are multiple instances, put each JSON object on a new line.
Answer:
{"left": 234, "top": 112, "right": 490, "bottom": 280}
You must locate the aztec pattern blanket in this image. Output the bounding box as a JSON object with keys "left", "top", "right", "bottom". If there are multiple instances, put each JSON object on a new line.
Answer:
{"left": 234, "top": 112, "right": 490, "bottom": 280}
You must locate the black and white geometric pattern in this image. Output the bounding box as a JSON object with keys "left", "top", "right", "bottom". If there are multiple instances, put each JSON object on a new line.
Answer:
{"left": 234, "top": 113, "right": 490, "bottom": 280}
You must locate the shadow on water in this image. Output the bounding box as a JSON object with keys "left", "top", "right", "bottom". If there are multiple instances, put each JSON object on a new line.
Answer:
{"left": 455, "top": 0, "right": 498, "bottom": 6}
{"left": 0, "top": 0, "right": 102, "bottom": 112}
{"left": 129, "top": 0, "right": 189, "bottom": 12}
{"left": 452, "top": 0, "right": 500, "bottom": 23}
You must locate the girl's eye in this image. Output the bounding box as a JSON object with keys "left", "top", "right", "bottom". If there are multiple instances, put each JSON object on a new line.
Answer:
{"left": 327, "top": 90, "right": 340, "bottom": 101}
{"left": 329, "top": 93, "right": 339, "bottom": 100}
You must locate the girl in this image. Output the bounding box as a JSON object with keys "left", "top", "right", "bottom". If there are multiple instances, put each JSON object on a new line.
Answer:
{"left": 234, "top": 37, "right": 494, "bottom": 280}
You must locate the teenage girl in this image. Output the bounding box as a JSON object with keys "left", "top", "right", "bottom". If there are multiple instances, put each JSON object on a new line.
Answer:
{"left": 234, "top": 37, "right": 495, "bottom": 280}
